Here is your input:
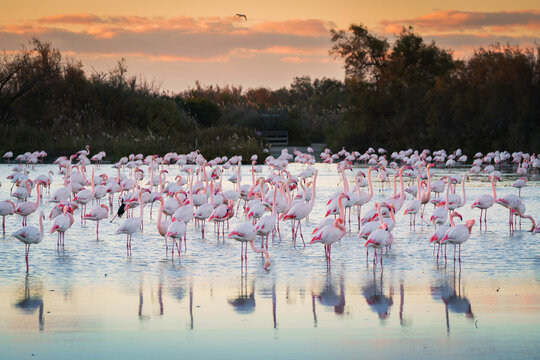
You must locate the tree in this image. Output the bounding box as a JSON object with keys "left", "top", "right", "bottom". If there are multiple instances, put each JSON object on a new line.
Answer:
{"left": 330, "top": 24, "right": 389, "bottom": 84}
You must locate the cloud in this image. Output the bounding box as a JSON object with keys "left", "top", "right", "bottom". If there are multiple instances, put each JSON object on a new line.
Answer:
{"left": 251, "top": 19, "right": 334, "bottom": 37}
{"left": 0, "top": 14, "right": 334, "bottom": 67}
{"left": 381, "top": 10, "right": 540, "bottom": 33}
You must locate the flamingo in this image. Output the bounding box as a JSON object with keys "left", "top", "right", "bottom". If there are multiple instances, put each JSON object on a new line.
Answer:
{"left": 444, "top": 174, "right": 468, "bottom": 211}
{"left": 418, "top": 164, "right": 434, "bottom": 224}
{"left": 12, "top": 211, "right": 45, "bottom": 272}
{"left": 255, "top": 183, "right": 280, "bottom": 248}
{"left": 314, "top": 193, "right": 349, "bottom": 237}
{"left": 512, "top": 177, "right": 526, "bottom": 197}
{"left": 209, "top": 200, "right": 235, "bottom": 241}
{"left": 280, "top": 170, "right": 318, "bottom": 247}
{"left": 12, "top": 179, "right": 32, "bottom": 203}
{"left": 156, "top": 197, "right": 172, "bottom": 255}
{"left": 84, "top": 204, "right": 109, "bottom": 240}
{"left": 73, "top": 186, "right": 93, "bottom": 225}
{"left": 0, "top": 200, "right": 16, "bottom": 234}
{"left": 228, "top": 222, "right": 271, "bottom": 270}
{"left": 440, "top": 213, "right": 474, "bottom": 262}
{"left": 116, "top": 189, "right": 144, "bottom": 256}
{"left": 353, "top": 167, "right": 377, "bottom": 230}
{"left": 359, "top": 203, "right": 396, "bottom": 239}
{"left": 495, "top": 194, "right": 522, "bottom": 234}
{"left": 15, "top": 182, "right": 43, "bottom": 226}
{"left": 382, "top": 166, "right": 410, "bottom": 213}
{"left": 403, "top": 175, "right": 421, "bottom": 228}
{"left": 50, "top": 205, "right": 74, "bottom": 249}
{"left": 166, "top": 219, "right": 187, "bottom": 261}
{"left": 364, "top": 223, "right": 393, "bottom": 268}
{"left": 91, "top": 168, "right": 107, "bottom": 203}
{"left": 471, "top": 175, "right": 498, "bottom": 228}
{"left": 310, "top": 218, "right": 347, "bottom": 268}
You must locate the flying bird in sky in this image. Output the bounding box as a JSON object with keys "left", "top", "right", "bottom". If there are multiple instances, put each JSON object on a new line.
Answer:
{"left": 235, "top": 13, "right": 247, "bottom": 21}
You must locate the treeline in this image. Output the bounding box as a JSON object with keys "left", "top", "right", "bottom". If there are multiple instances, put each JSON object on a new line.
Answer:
{"left": 0, "top": 39, "right": 264, "bottom": 161}
{"left": 1, "top": 28, "right": 539, "bottom": 161}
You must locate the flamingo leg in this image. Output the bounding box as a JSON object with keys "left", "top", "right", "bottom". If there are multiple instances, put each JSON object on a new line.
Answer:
{"left": 298, "top": 222, "right": 305, "bottom": 247}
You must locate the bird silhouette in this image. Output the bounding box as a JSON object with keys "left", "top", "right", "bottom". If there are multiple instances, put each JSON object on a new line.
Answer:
{"left": 235, "top": 13, "right": 247, "bottom": 21}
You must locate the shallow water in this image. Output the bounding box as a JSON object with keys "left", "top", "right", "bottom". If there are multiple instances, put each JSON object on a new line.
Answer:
{"left": 0, "top": 163, "right": 539, "bottom": 359}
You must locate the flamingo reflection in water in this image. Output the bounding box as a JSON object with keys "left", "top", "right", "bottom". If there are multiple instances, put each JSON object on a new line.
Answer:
{"left": 362, "top": 271, "right": 394, "bottom": 320}
{"left": 312, "top": 272, "right": 346, "bottom": 323}
{"left": 136, "top": 280, "right": 165, "bottom": 320}
{"left": 228, "top": 271, "right": 255, "bottom": 314}
{"left": 14, "top": 274, "right": 44, "bottom": 331}
{"left": 431, "top": 265, "right": 474, "bottom": 333}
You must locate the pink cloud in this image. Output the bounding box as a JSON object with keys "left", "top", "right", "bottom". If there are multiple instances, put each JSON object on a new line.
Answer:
{"left": 381, "top": 10, "right": 540, "bottom": 33}
{"left": 252, "top": 19, "right": 332, "bottom": 37}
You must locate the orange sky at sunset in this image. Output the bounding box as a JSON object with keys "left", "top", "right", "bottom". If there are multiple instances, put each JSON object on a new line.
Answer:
{"left": 1, "top": 0, "right": 539, "bottom": 91}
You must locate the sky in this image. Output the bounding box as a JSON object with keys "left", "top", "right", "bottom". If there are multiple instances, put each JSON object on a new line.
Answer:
{"left": 1, "top": 1, "right": 539, "bottom": 92}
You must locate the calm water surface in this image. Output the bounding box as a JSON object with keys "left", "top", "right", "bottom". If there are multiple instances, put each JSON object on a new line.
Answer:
{"left": 0, "top": 163, "right": 539, "bottom": 359}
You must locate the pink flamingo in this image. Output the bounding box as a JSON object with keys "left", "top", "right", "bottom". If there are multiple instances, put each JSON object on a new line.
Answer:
{"left": 353, "top": 166, "right": 377, "bottom": 230}
{"left": 12, "top": 211, "right": 45, "bottom": 272}
{"left": 15, "top": 181, "right": 43, "bottom": 226}
{"left": 209, "top": 199, "right": 235, "bottom": 241}
{"left": 255, "top": 183, "right": 280, "bottom": 249}
{"left": 12, "top": 179, "right": 32, "bottom": 203}
{"left": 156, "top": 197, "right": 172, "bottom": 255}
{"left": 471, "top": 175, "right": 498, "bottom": 228}
{"left": 84, "top": 204, "right": 109, "bottom": 240}
{"left": 0, "top": 200, "right": 16, "bottom": 234}
{"left": 495, "top": 194, "right": 523, "bottom": 234}
{"left": 310, "top": 218, "right": 347, "bottom": 268}
{"left": 512, "top": 177, "right": 526, "bottom": 197}
{"left": 166, "top": 219, "right": 186, "bottom": 261}
{"left": 440, "top": 213, "right": 474, "bottom": 262}
{"left": 403, "top": 175, "right": 421, "bottom": 228}
{"left": 50, "top": 205, "right": 74, "bottom": 249}
{"left": 364, "top": 204, "right": 394, "bottom": 267}
{"left": 228, "top": 222, "right": 270, "bottom": 270}
{"left": 364, "top": 222, "right": 393, "bottom": 268}
{"left": 281, "top": 170, "right": 318, "bottom": 247}
{"left": 116, "top": 189, "right": 144, "bottom": 256}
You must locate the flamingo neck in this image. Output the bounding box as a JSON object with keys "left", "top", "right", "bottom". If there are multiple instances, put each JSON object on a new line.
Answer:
{"left": 157, "top": 199, "right": 164, "bottom": 227}
{"left": 271, "top": 185, "right": 278, "bottom": 216}
{"left": 138, "top": 190, "right": 143, "bottom": 219}
{"left": 308, "top": 173, "right": 317, "bottom": 210}
{"left": 35, "top": 185, "right": 41, "bottom": 207}
{"left": 399, "top": 168, "right": 405, "bottom": 200}
{"left": 91, "top": 168, "right": 95, "bottom": 193}
{"left": 236, "top": 163, "right": 241, "bottom": 192}
{"left": 416, "top": 175, "right": 421, "bottom": 200}
{"left": 38, "top": 213, "right": 44, "bottom": 240}
{"left": 338, "top": 195, "right": 345, "bottom": 220}
{"left": 187, "top": 171, "right": 194, "bottom": 205}
{"left": 377, "top": 204, "right": 384, "bottom": 225}
{"left": 259, "top": 178, "right": 265, "bottom": 201}
{"left": 491, "top": 177, "right": 497, "bottom": 199}
{"left": 341, "top": 168, "right": 349, "bottom": 193}
{"left": 392, "top": 172, "right": 397, "bottom": 196}
{"left": 367, "top": 168, "right": 374, "bottom": 198}
{"left": 461, "top": 175, "right": 466, "bottom": 204}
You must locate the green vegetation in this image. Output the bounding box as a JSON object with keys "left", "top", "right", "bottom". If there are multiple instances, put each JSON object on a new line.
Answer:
{"left": 1, "top": 28, "right": 539, "bottom": 161}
